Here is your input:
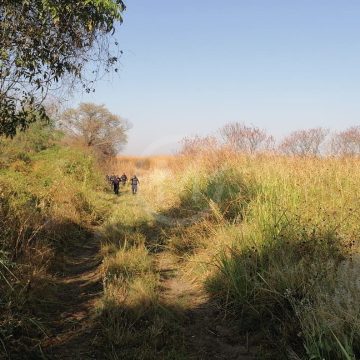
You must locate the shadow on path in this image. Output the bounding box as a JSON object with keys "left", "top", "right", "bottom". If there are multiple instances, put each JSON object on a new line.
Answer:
{"left": 37, "top": 225, "right": 104, "bottom": 359}
{"left": 156, "top": 253, "right": 257, "bottom": 360}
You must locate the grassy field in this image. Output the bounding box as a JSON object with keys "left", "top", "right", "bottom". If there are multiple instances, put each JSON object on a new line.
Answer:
{"left": 1, "top": 126, "right": 360, "bottom": 359}
{"left": 98, "top": 152, "right": 360, "bottom": 359}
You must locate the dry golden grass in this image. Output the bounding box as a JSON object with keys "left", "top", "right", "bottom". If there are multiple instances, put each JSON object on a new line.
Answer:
{"left": 170, "top": 153, "right": 360, "bottom": 359}
{"left": 102, "top": 151, "right": 360, "bottom": 358}
{"left": 105, "top": 155, "right": 177, "bottom": 177}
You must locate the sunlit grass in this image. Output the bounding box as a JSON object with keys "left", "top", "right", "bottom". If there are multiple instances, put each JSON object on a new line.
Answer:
{"left": 108, "top": 153, "right": 360, "bottom": 358}
{"left": 176, "top": 154, "right": 360, "bottom": 359}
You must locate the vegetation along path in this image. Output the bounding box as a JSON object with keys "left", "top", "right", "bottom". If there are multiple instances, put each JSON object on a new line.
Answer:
{"left": 25, "top": 187, "right": 257, "bottom": 359}
{"left": 92, "top": 187, "right": 257, "bottom": 359}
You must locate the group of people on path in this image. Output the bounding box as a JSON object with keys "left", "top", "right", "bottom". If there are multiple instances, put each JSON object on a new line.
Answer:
{"left": 107, "top": 173, "right": 140, "bottom": 195}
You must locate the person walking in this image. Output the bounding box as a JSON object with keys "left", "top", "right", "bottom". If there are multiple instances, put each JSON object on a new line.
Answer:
{"left": 130, "top": 175, "right": 140, "bottom": 195}
{"left": 120, "top": 173, "right": 128, "bottom": 186}
{"left": 112, "top": 175, "right": 120, "bottom": 195}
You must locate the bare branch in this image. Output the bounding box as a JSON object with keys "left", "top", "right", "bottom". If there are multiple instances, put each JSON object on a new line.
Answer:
{"left": 278, "top": 128, "right": 329, "bottom": 156}
{"left": 219, "top": 122, "right": 274, "bottom": 154}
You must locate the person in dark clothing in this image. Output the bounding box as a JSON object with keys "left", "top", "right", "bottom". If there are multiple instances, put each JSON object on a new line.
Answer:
{"left": 120, "top": 173, "right": 128, "bottom": 186}
{"left": 112, "top": 175, "right": 120, "bottom": 195}
{"left": 130, "top": 175, "right": 140, "bottom": 194}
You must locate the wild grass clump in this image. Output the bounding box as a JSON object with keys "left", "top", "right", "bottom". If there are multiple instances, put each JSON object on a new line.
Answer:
{"left": 204, "top": 167, "right": 256, "bottom": 221}
{"left": 102, "top": 246, "right": 152, "bottom": 281}
{"left": 196, "top": 156, "right": 360, "bottom": 359}
{"left": 171, "top": 163, "right": 256, "bottom": 225}
{"left": 0, "top": 123, "right": 109, "bottom": 356}
{"left": 166, "top": 220, "right": 212, "bottom": 256}
{"left": 99, "top": 242, "right": 183, "bottom": 359}
{"left": 98, "top": 181, "right": 191, "bottom": 358}
{"left": 0, "top": 121, "right": 60, "bottom": 169}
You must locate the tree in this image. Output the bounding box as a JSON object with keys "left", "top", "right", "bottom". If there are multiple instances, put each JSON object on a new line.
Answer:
{"left": 279, "top": 128, "right": 329, "bottom": 156}
{"left": 179, "top": 135, "right": 219, "bottom": 156}
{"left": 59, "top": 103, "right": 130, "bottom": 157}
{"left": 330, "top": 126, "right": 360, "bottom": 156}
{"left": 219, "top": 122, "right": 274, "bottom": 153}
{"left": 0, "top": 0, "right": 126, "bottom": 137}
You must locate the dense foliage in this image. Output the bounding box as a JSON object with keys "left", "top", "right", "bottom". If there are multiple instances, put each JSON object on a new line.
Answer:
{"left": 0, "top": 122, "right": 108, "bottom": 356}
{"left": 0, "top": 0, "right": 125, "bottom": 137}
{"left": 60, "top": 102, "right": 130, "bottom": 157}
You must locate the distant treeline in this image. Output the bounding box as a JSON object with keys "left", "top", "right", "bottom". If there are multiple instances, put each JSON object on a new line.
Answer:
{"left": 181, "top": 123, "right": 360, "bottom": 157}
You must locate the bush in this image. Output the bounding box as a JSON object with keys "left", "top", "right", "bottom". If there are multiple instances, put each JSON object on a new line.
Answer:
{"left": 0, "top": 128, "right": 107, "bottom": 355}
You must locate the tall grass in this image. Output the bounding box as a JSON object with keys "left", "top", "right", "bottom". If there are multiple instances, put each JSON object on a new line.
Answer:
{"left": 172, "top": 154, "right": 360, "bottom": 359}
{"left": 4, "top": 139, "right": 358, "bottom": 358}
{"left": 0, "top": 123, "right": 109, "bottom": 356}
{"left": 58, "top": 151, "right": 360, "bottom": 359}
{"left": 110, "top": 153, "right": 360, "bottom": 358}
{"left": 97, "top": 190, "right": 189, "bottom": 359}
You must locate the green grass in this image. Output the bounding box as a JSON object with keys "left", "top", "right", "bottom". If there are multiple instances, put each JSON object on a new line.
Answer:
{"left": 0, "top": 123, "right": 110, "bottom": 357}
{"left": 97, "top": 192, "right": 189, "bottom": 359}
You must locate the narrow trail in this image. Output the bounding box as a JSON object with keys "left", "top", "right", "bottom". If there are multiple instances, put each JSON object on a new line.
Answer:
{"left": 28, "top": 190, "right": 257, "bottom": 359}
{"left": 156, "top": 252, "right": 256, "bottom": 360}
{"left": 41, "top": 233, "right": 103, "bottom": 359}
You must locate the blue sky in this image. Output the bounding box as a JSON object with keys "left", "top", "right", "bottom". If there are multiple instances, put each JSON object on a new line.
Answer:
{"left": 79, "top": 0, "right": 360, "bottom": 155}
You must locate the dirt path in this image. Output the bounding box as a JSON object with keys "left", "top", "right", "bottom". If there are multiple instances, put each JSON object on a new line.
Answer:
{"left": 41, "top": 233, "right": 103, "bottom": 359}
{"left": 156, "top": 252, "right": 256, "bottom": 360}
{"left": 23, "top": 192, "right": 257, "bottom": 360}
